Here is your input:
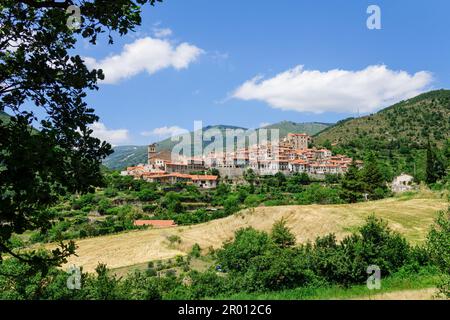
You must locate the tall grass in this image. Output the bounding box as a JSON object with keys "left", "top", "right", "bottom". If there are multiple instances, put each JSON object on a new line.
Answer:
{"left": 214, "top": 268, "right": 441, "bottom": 300}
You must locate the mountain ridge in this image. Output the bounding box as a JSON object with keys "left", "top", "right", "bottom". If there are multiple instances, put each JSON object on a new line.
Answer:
{"left": 314, "top": 89, "right": 450, "bottom": 147}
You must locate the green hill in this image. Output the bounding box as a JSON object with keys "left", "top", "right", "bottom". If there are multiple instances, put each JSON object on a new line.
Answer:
{"left": 314, "top": 89, "right": 450, "bottom": 180}
{"left": 315, "top": 90, "right": 450, "bottom": 147}
{"left": 0, "top": 111, "right": 10, "bottom": 123}
{"left": 103, "top": 121, "right": 331, "bottom": 170}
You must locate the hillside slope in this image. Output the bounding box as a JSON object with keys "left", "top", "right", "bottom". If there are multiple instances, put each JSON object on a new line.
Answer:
{"left": 315, "top": 90, "right": 450, "bottom": 147}
{"left": 104, "top": 121, "right": 331, "bottom": 170}
{"left": 0, "top": 111, "right": 10, "bottom": 123}
{"left": 53, "top": 194, "right": 447, "bottom": 272}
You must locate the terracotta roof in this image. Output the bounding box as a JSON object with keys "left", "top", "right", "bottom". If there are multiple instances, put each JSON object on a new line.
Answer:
{"left": 134, "top": 220, "right": 176, "bottom": 228}
{"left": 290, "top": 159, "right": 307, "bottom": 164}
{"left": 141, "top": 171, "right": 166, "bottom": 176}
{"left": 190, "top": 175, "right": 218, "bottom": 181}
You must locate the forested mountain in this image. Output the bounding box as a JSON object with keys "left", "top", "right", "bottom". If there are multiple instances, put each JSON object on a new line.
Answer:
{"left": 314, "top": 90, "right": 450, "bottom": 180}
{"left": 315, "top": 90, "right": 450, "bottom": 147}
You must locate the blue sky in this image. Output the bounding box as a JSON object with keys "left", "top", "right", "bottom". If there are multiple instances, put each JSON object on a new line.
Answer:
{"left": 75, "top": 0, "right": 450, "bottom": 145}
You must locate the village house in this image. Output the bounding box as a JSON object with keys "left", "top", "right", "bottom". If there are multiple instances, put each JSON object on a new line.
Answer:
{"left": 391, "top": 173, "right": 416, "bottom": 193}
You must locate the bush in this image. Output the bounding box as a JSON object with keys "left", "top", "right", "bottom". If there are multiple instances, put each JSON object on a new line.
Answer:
{"left": 167, "top": 235, "right": 181, "bottom": 245}
{"left": 426, "top": 208, "right": 450, "bottom": 298}
{"left": 295, "top": 184, "right": 343, "bottom": 205}
{"left": 309, "top": 215, "right": 411, "bottom": 286}
{"left": 142, "top": 204, "right": 158, "bottom": 213}
{"left": 217, "top": 228, "right": 273, "bottom": 273}
{"left": 190, "top": 243, "right": 202, "bottom": 258}
{"left": 103, "top": 188, "right": 118, "bottom": 198}
{"left": 244, "top": 194, "right": 262, "bottom": 208}
{"left": 271, "top": 219, "right": 296, "bottom": 248}
{"left": 97, "top": 198, "right": 113, "bottom": 215}
{"left": 137, "top": 189, "right": 159, "bottom": 202}
{"left": 223, "top": 195, "right": 240, "bottom": 215}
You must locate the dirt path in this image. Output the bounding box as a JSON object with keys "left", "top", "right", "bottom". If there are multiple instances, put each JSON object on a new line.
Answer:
{"left": 352, "top": 288, "right": 443, "bottom": 300}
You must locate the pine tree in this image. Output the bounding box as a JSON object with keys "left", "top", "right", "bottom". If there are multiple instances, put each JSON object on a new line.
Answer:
{"left": 341, "top": 160, "right": 365, "bottom": 203}
{"left": 362, "top": 153, "right": 388, "bottom": 199}
{"left": 426, "top": 140, "right": 447, "bottom": 184}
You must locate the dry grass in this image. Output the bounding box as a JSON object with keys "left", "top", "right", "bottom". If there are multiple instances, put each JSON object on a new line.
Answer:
{"left": 352, "top": 288, "right": 443, "bottom": 300}
{"left": 44, "top": 195, "right": 447, "bottom": 273}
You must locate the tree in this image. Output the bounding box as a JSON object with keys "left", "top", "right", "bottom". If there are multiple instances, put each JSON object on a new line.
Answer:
{"left": 426, "top": 208, "right": 450, "bottom": 298}
{"left": 243, "top": 168, "right": 257, "bottom": 192}
{"left": 271, "top": 218, "right": 296, "bottom": 248}
{"left": 426, "top": 140, "right": 446, "bottom": 184}
{"left": 362, "top": 153, "right": 388, "bottom": 200}
{"left": 340, "top": 160, "right": 365, "bottom": 203}
{"left": 207, "top": 168, "right": 220, "bottom": 178}
{"left": 0, "top": 0, "right": 162, "bottom": 270}
{"left": 274, "top": 172, "right": 286, "bottom": 188}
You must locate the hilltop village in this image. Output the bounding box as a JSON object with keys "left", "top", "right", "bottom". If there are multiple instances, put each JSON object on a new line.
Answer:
{"left": 121, "top": 133, "right": 361, "bottom": 188}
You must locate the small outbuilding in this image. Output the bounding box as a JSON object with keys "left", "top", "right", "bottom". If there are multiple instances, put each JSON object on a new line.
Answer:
{"left": 391, "top": 173, "right": 416, "bottom": 193}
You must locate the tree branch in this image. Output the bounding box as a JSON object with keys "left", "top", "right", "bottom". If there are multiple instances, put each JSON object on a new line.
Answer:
{"left": 18, "top": 0, "right": 73, "bottom": 9}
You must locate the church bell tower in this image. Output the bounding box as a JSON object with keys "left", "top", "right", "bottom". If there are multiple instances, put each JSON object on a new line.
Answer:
{"left": 148, "top": 143, "right": 157, "bottom": 165}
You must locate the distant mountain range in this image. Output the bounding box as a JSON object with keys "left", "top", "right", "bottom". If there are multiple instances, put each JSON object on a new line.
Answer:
{"left": 103, "top": 121, "right": 331, "bottom": 170}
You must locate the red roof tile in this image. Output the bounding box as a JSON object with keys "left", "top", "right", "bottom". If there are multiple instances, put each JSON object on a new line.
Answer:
{"left": 133, "top": 220, "right": 176, "bottom": 228}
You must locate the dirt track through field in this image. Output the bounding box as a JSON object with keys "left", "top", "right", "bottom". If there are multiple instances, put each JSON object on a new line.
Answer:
{"left": 48, "top": 197, "right": 447, "bottom": 272}
{"left": 351, "top": 288, "right": 442, "bottom": 300}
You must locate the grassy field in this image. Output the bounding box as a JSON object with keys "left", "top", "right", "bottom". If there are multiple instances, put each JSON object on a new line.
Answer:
{"left": 216, "top": 272, "right": 444, "bottom": 300}
{"left": 46, "top": 192, "right": 448, "bottom": 273}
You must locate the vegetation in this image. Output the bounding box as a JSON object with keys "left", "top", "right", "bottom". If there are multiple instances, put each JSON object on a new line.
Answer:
{"left": 426, "top": 207, "right": 450, "bottom": 298}
{"left": 6, "top": 165, "right": 389, "bottom": 246}
{"left": 1, "top": 0, "right": 448, "bottom": 302}
{"left": 315, "top": 90, "right": 450, "bottom": 181}
{"left": 1, "top": 214, "right": 447, "bottom": 300}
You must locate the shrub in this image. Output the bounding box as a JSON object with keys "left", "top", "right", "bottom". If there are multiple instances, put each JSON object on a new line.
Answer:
{"left": 271, "top": 218, "right": 296, "bottom": 248}
{"left": 296, "top": 183, "right": 342, "bottom": 205}
{"left": 187, "top": 271, "right": 228, "bottom": 299}
{"left": 244, "top": 194, "right": 262, "bottom": 208}
{"left": 190, "top": 243, "right": 202, "bottom": 258}
{"left": 142, "top": 203, "right": 158, "bottom": 213}
{"left": 223, "top": 195, "right": 240, "bottom": 215}
{"left": 97, "top": 198, "right": 113, "bottom": 215}
{"left": 217, "top": 228, "right": 273, "bottom": 273}
{"left": 167, "top": 235, "right": 181, "bottom": 244}
{"left": 103, "top": 188, "right": 118, "bottom": 198}
{"left": 137, "top": 189, "right": 159, "bottom": 202}
{"left": 426, "top": 208, "right": 450, "bottom": 298}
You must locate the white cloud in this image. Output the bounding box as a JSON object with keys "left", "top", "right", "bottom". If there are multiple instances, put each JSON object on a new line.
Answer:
{"left": 89, "top": 122, "right": 130, "bottom": 146}
{"left": 153, "top": 27, "right": 173, "bottom": 38}
{"left": 141, "top": 126, "right": 187, "bottom": 139}
{"left": 232, "top": 65, "right": 433, "bottom": 114}
{"left": 259, "top": 122, "right": 271, "bottom": 128}
{"left": 84, "top": 37, "right": 203, "bottom": 84}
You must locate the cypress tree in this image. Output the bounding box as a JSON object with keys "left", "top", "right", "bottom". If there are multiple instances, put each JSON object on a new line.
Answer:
{"left": 341, "top": 160, "right": 365, "bottom": 203}
{"left": 362, "top": 153, "right": 388, "bottom": 199}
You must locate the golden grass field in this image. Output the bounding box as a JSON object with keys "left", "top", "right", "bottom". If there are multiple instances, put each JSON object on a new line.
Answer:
{"left": 46, "top": 192, "right": 448, "bottom": 273}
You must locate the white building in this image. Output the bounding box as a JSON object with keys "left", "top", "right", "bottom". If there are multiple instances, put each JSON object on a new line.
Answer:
{"left": 391, "top": 173, "right": 416, "bottom": 193}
